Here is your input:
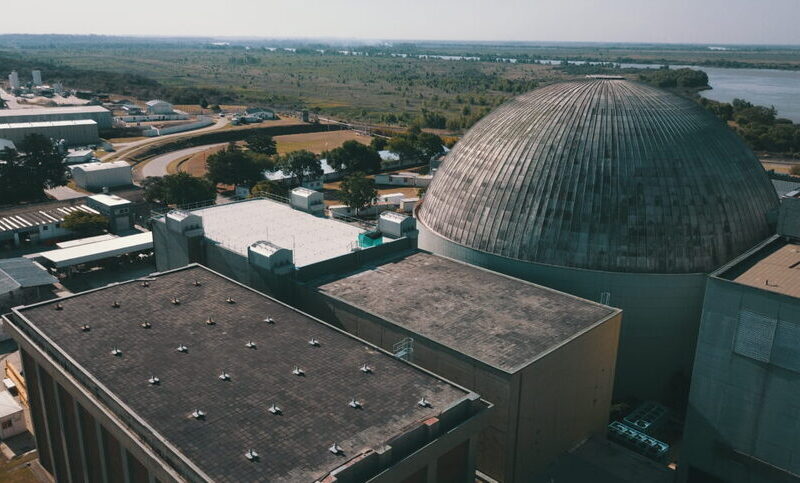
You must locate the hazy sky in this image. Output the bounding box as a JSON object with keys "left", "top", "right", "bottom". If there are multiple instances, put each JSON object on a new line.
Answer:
{"left": 4, "top": 0, "right": 800, "bottom": 45}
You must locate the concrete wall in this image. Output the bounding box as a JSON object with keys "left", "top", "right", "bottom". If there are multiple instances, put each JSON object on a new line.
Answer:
{"left": 419, "top": 223, "right": 707, "bottom": 404}
{"left": 680, "top": 277, "right": 800, "bottom": 483}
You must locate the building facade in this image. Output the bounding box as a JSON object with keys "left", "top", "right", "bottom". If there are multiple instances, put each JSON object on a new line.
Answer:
{"left": 0, "top": 120, "right": 99, "bottom": 146}
{"left": 0, "top": 106, "right": 112, "bottom": 129}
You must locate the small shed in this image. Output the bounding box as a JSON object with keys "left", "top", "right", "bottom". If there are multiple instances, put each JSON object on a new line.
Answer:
{"left": 0, "top": 391, "right": 25, "bottom": 439}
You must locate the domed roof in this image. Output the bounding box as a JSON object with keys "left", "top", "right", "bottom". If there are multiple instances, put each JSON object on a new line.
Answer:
{"left": 419, "top": 79, "right": 779, "bottom": 273}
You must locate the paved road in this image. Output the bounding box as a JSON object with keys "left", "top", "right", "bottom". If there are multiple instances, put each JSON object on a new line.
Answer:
{"left": 102, "top": 117, "right": 230, "bottom": 162}
{"left": 136, "top": 143, "right": 226, "bottom": 180}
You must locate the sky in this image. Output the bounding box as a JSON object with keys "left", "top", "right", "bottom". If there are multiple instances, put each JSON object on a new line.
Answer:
{"left": 4, "top": 0, "right": 800, "bottom": 45}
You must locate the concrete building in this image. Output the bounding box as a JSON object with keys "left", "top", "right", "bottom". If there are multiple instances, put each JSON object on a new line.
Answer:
{"left": 289, "top": 187, "right": 325, "bottom": 215}
{"left": 0, "top": 199, "right": 101, "bottom": 247}
{"left": 680, "top": 200, "right": 800, "bottom": 483}
{"left": 0, "top": 258, "right": 57, "bottom": 314}
{"left": 375, "top": 172, "right": 432, "bottom": 188}
{"left": 7, "top": 70, "right": 19, "bottom": 90}
{"left": 3, "top": 264, "right": 491, "bottom": 482}
{"left": 417, "top": 79, "right": 779, "bottom": 402}
{"left": 0, "top": 106, "right": 112, "bottom": 129}
{"left": 71, "top": 161, "right": 133, "bottom": 191}
{"left": 0, "top": 391, "right": 25, "bottom": 439}
{"left": 86, "top": 194, "right": 133, "bottom": 233}
{"left": 0, "top": 120, "right": 99, "bottom": 146}
{"left": 299, "top": 250, "right": 621, "bottom": 482}
{"left": 244, "top": 107, "right": 276, "bottom": 120}
{"left": 31, "top": 70, "right": 42, "bottom": 86}
{"left": 63, "top": 149, "right": 94, "bottom": 165}
{"left": 145, "top": 99, "right": 174, "bottom": 115}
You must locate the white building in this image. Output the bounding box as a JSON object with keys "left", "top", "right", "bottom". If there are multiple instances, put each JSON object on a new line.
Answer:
{"left": 289, "top": 187, "right": 324, "bottom": 215}
{"left": 0, "top": 120, "right": 99, "bottom": 147}
{"left": 374, "top": 172, "right": 432, "bottom": 187}
{"left": 0, "top": 106, "right": 112, "bottom": 129}
{"left": 71, "top": 160, "right": 133, "bottom": 191}
{"left": 7, "top": 71, "right": 19, "bottom": 90}
{"left": 0, "top": 391, "right": 24, "bottom": 439}
{"left": 146, "top": 100, "right": 174, "bottom": 115}
{"left": 63, "top": 149, "right": 94, "bottom": 165}
{"left": 32, "top": 69, "right": 42, "bottom": 86}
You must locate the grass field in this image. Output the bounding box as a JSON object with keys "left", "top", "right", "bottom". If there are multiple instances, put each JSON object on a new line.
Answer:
{"left": 273, "top": 130, "right": 371, "bottom": 154}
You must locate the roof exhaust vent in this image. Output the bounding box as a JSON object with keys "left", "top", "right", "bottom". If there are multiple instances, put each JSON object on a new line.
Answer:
{"left": 418, "top": 397, "right": 431, "bottom": 408}
{"left": 219, "top": 371, "right": 231, "bottom": 381}
{"left": 206, "top": 317, "right": 215, "bottom": 326}
{"left": 360, "top": 364, "right": 372, "bottom": 374}
{"left": 111, "top": 347, "right": 123, "bottom": 357}
{"left": 80, "top": 324, "right": 91, "bottom": 332}
{"left": 191, "top": 409, "right": 206, "bottom": 420}
{"left": 245, "top": 340, "right": 257, "bottom": 349}
{"left": 245, "top": 449, "right": 259, "bottom": 461}
{"left": 268, "top": 403, "right": 282, "bottom": 415}
{"left": 148, "top": 375, "right": 160, "bottom": 385}
{"left": 308, "top": 338, "right": 320, "bottom": 347}
{"left": 112, "top": 300, "right": 120, "bottom": 308}
{"left": 141, "top": 281, "right": 149, "bottom": 287}
{"left": 193, "top": 280, "right": 201, "bottom": 287}
{"left": 226, "top": 296, "right": 235, "bottom": 304}
{"left": 171, "top": 297, "right": 181, "bottom": 305}
{"left": 329, "top": 442, "right": 343, "bottom": 455}
{"left": 349, "top": 398, "right": 363, "bottom": 409}
{"left": 292, "top": 366, "right": 305, "bottom": 376}
{"left": 264, "top": 317, "right": 275, "bottom": 324}
{"left": 141, "top": 321, "right": 151, "bottom": 329}
{"left": 55, "top": 303, "right": 63, "bottom": 311}
{"left": 176, "top": 344, "right": 188, "bottom": 353}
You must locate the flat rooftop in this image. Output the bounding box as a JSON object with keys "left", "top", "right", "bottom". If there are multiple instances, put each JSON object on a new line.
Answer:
{"left": 191, "top": 198, "right": 368, "bottom": 267}
{"left": 0, "top": 120, "right": 98, "bottom": 129}
{"left": 40, "top": 232, "right": 153, "bottom": 268}
{"left": 719, "top": 237, "right": 800, "bottom": 298}
{"left": 11, "top": 265, "right": 471, "bottom": 482}
{"left": 0, "top": 105, "right": 110, "bottom": 117}
{"left": 314, "top": 251, "right": 619, "bottom": 373}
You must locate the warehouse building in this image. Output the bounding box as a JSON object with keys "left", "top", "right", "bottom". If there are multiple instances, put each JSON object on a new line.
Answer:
{"left": 417, "top": 78, "right": 779, "bottom": 402}
{"left": 0, "top": 199, "right": 102, "bottom": 247}
{"left": 0, "top": 106, "right": 112, "bottom": 129}
{"left": 71, "top": 161, "right": 133, "bottom": 191}
{"left": 3, "top": 264, "right": 491, "bottom": 482}
{"left": 0, "top": 120, "right": 99, "bottom": 147}
{"left": 680, "top": 199, "right": 800, "bottom": 483}
{"left": 0, "top": 257, "right": 57, "bottom": 315}
{"left": 145, "top": 99, "right": 174, "bottom": 115}
{"left": 300, "top": 250, "right": 621, "bottom": 482}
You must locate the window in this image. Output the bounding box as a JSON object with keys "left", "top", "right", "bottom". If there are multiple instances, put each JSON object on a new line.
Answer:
{"left": 42, "top": 225, "right": 48, "bottom": 231}
{"left": 1, "top": 420, "right": 11, "bottom": 429}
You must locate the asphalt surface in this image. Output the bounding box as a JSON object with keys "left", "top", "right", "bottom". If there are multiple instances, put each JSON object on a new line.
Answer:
{"left": 135, "top": 143, "right": 226, "bottom": 180}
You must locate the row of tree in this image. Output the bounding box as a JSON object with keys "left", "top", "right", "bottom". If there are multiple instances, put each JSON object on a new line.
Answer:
{"left": 0, "top": 134, "right": 66, "bottom": 205}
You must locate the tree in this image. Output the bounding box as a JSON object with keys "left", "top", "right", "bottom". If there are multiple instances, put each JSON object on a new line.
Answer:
{"left": 250, "top": 179, "right": 288, "bottom": 198}
{"left": 339, "top": 172, "right": 377, "bottom": 215}
{"left": 370, "top": 137, "right": 388, "bottom": 151}
{"left": 416, "top": 132, "right": 445, "bottom": 160}
{"left": 206, "top": 144, "right": 266, "bottom": 187}
{"left": 246, "top": 134, "right": 277, "bottom": 156}
{"left": 325, "top": 140, "right": 381, "bottom": 174}
{"left": 61, "top": 211, "right": 108, "bottom": 236}
{"left": 0, "top": 134, "right": 66, "bottom": 204}
{"left": 276, "top": 150, "right": 322, "bottom": 187}
{"left": 143, "top": 173, "right": 216, "bottom": 206}
{"left": 387, "top": 136, "right": 419, "bottom": 162}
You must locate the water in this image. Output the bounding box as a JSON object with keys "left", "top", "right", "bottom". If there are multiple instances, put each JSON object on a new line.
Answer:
{"left": 538, "top": 59, "right": 800, "bottom": 122}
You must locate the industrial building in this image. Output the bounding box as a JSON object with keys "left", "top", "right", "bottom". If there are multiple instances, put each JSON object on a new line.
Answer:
{"left": 0, "top": 119, "right": 99, "bottom": 146}
{"left": 0, "top": 105, "right": 112, "bottom": 129}
{"left": 300, "top": 250, "right": 621, "bottom": 482}
{"left": 145, "top": 99, "right": 174, "bottom": 115}
{"left": 86, "top": 194, "right": 134, "bottom": 233}
{"left": 679, "top": 199, "right": 800, "bottom": 483}
{"left": 0, "top": 198, "right": 102, "bottom": 247}
{"left": 31, "top": 69, "right": 42, "bottom": 86}
{"left": 0, "top": 257, "right": 57, "bottom": 314}
{"left": 417, "top": 78, "right": 779, "bottom": 401}
{"left": 71, "top": 161, "right": 133, "bottom": 191}
{"left": 7, "top": 70, "right": 20, "bottom": 90}
{"left": 0, "top": 391, "right": 25, "bottom": 439}
{"left": 3, "top": 264, "right": 491, "bottom": 482}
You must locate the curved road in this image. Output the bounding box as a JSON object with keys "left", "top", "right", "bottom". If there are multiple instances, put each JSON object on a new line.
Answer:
{"left": 135, "top": 143, "right": 226, "bottom": 180}
{"left": 102, "top": 117, "right": 230, "bottom": 162}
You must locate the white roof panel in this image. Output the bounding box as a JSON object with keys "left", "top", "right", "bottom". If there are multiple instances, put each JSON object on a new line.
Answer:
{"left": 41, "top": 232, "right": 152, "bottom": 268}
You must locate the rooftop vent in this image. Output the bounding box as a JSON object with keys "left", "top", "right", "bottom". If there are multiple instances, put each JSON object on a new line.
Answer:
{"left": 141, "top": 281, "right": 149, "bottom": 287}
{"left": 111, "top": 347, "right": 123, "bottom": 357}
{"left": 171, "top": 297, "right": 181, "bottom": 305}
{"left": 349, "top": 398, "right": 363, "bottom": 409}
{"left": 141, "top": 321, "right": 151, "bottom": 329}
{"left": 360, "top": 364, "right": 373, "bottom": 374}
{"left": 418, "top": 397, "right": 431, "bottom": 408}
{"left": 245, "top": 340, "right": 257, "bottom": 349}
{"left": 268, "top": 403, "right": 282, "bottom": 415}
{"left": 245, "top": 449, "right": 259, "bottom": 461}
{"left": 80, "top": 324, "right": 91, "bottom": 332}
{"left": 191, "top": 409, "right": 206, "bottom": 420}
{"left": 226, "top": 296, "right": 235, "bottom": 304}
{"left": 308, "top": 338, "right": 320, "bottom": 347}
{"left": 264, "top": 317, "right": 275, "bottom": 324}
{"left": 219, "top": 371, "right": 231, "bottom": 381}
{"left": 176, "top": 344, "right": 188, "bottom": 353}
{"left": 329, "top": 442, "right": 343, "bottom": 455}
{"left": 292, "top": 366, "right": 305, "bottom": 376}
{"left": 148, "top": 375, "right": 160, "bottom": 385}
{"left": 193, "top": 280, "right": 201, "bottom": 287}
{"left": 206, "top": 317, "right": 216, "bottom": 326}
{"left": 55, "top": 302, "right": 63, "bottom": 311}
{"left": 111, "top": 300, "right": 121, "bottom": 308}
